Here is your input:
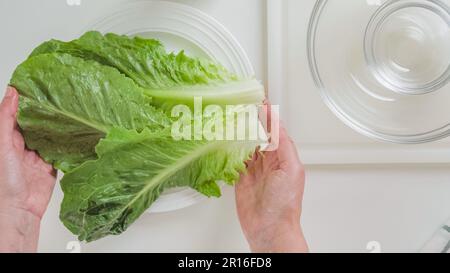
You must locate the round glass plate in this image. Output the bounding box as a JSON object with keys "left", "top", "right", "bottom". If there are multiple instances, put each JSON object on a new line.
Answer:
{"left": 86, "top": 1, "right": 254, "bottom": 213}
{"left": 308, "top": 0, "right": 450, "bottom": 144}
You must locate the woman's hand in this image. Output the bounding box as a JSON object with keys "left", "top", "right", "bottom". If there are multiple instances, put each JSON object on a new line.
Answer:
{"left": 0, "top": 87, "right": 56, "bottom": 252}
{"left": 236, "top": 105, "right": 308, "bottom": 253}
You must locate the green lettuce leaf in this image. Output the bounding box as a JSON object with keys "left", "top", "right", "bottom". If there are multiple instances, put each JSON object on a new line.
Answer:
{"left": 29, "top": 31, "right": 265, "bottom": 110}
{"left": 60, "top": 128, "right": 256, "bottom": 242}
{"left": 10, "top": 53, "right": 170, "bottom": 171}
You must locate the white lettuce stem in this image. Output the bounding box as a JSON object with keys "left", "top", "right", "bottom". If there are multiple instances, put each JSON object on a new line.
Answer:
{"left": 143, "top": 79, "right": 265, "bottom": 109}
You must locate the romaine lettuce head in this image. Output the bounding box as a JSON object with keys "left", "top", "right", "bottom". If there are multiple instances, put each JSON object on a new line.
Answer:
{"left": 9, "top": 31, "right": 265, "bottom": 241}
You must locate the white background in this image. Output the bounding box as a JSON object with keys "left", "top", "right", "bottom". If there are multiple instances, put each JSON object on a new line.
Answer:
{"left": 0, "top": 0, "right": 449, "bottom": 252}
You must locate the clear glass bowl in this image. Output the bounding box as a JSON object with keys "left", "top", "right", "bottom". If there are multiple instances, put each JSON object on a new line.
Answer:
{"left": 308, "top": 0, "right": 450, "bottom": 144}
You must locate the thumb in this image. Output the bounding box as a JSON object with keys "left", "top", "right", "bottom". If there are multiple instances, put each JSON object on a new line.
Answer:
{"left": 0, "top": 86, "right": 19, "bottom": 143}
{"left": 277, "top": 126, "right": 301, "bottom": 168}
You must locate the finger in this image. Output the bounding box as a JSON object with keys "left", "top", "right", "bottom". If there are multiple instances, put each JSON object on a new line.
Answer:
{"left": 258, "top": 100, "right": 272, "bottom": 134}
{"left": 253, "top": 146, "right": 261, "bottom": 161}
{"left": 0, "top": 87, "right": 19, "bottom": 143}
{"left": 244, "top": 158, "right": 252, "bottom": 169}
{"left": 25, "top": 149, "right": 41, "bottom": 165}
{"left": 277, "top": 126, "right": 301, "bottom": 168}
{"left": 50, "top": 168, "right": 57, "bottom": 178}
{"left": 40, "top": 160, "right": 57, "bottom": 177}
{"left": 244, "top": 157, "right": 255, "bottom": 170}
{"left": 259, "top": 101, "right": 281, "bottom": 152}
{"left": 26, "top": 149, "right": 55, "bottom": 176}
{"left": 237, "top": 164, "right": 255, "bottom": 188}
{"left": 254, "top": 153, "right": 264, "bottom": 176}
{"left": 12, "top": 129, "right": 25, "bottom": 151}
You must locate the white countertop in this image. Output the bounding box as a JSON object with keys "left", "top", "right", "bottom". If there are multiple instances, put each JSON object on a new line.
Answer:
{"left": 1, "top": 0, "right": 449, "bottom": 253}
{"left": 37, "top": 164, "right": 450, "bottom": 253}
